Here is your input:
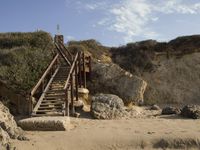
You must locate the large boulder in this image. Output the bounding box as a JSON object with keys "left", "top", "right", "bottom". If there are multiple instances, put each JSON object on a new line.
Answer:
{"left": 91, "top": 94, "right": 127, "bottom": 119}
{"left": 162, "top": 106, "right": 180, "bottom": 115}
{"left": 0, "top": 127, "right": 10, "bottom": 150}
{"left": 181, "top": 105, "right": 200, "bottom": 119}
{"left": 89, "top": 62, "right": 147, "bottom": 105}
{"left": 0, "top": 102, "right": 26, "bottom": 140}
{"left": 18, "top": 117, "right": 70, "bottom": 131}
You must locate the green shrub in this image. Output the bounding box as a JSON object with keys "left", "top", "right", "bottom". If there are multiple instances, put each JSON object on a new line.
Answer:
{"left": 0, "top": 31, "right": 54, "bottom": 92}
{"left": 67, "top": 39, "right": 110, "bottom": 59}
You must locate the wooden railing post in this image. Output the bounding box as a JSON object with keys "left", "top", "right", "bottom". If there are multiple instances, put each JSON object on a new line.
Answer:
{"left": 82, "top": 53, "right": 86, "bottom": 88}
{"left": 29, "top": 95, "right": 33, "bottom": 116}
{"left": 65, "top": 90, "right": 69, "bottom": 116}
{"left": 75, "top": 61, "right": 79, "bottom": 101}
{"left": 78, "top": 52, "right": 82, "bottom": 88}
{"left": 88, "top": 56, "right": 92, "bottom": 80}
{"left": 70, "top": 73, "right": 75, "bottom": 115}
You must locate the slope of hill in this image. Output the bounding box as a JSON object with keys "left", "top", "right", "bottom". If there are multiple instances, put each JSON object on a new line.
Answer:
{"left": 67, "top": 35, "right": 200, "bottom": 105}
{"left": 67, "top": 39, "right": 112, "bottom": 62}
{"left": 110, "top": 35, "right": 200, "bottom": 105}
{"left": 0, "top": 31, "right": 54, "bottom": 92}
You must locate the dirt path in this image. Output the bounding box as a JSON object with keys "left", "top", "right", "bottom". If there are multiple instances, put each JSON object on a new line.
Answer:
{"left": 12, "top": 116, "right": 200, "bottom": 150}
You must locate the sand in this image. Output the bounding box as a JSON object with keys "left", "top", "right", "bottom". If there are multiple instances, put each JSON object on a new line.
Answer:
{"left": 12, "top": 114, "right": 200, "bottom": 150}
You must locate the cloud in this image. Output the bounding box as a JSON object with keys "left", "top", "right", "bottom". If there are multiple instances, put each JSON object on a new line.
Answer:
{"left": 66, "top": 0, "right": 200, "bottom": 42}
{"left": 66, "top": 35, "right": 75, "bottom": 41}
{"left": 108, "top": 0, "right": 154, "bottom": 42}
{"left": 84, "top": 2, "right": 108, "bottom": 11}
{"left": 98, "top": 0, "right": 200, "bottom": 42}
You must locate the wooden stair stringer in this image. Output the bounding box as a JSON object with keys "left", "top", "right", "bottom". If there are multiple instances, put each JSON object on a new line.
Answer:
{"left": 32, "top": 66, "right": 60, "bottom": 116}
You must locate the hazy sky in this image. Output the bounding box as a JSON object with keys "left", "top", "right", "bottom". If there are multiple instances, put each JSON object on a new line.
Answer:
{"left": 1, "top": 0, "right": 200, "bottom": 46}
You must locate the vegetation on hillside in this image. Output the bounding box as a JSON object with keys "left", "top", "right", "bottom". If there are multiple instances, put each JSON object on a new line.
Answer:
{"left": 111, "top": 35, "right": 200, "bottom": 76}
{"left": 67, "top": 39, "right": 111, "bottom": 62}
{"left": 111, "top": 40, "right": 158, "bottom": 75}
{"left": 0, "top": 31, "right": 54, "bottom": 92}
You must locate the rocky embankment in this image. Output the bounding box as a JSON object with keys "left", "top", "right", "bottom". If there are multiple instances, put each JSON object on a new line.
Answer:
{"left": 0, "top": 102, "right": 27, "bottom": 149}
{"left": 88, "top": 62, "right": 147, "bottom": 105}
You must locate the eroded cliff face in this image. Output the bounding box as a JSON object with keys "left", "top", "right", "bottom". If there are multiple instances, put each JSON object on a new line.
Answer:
{"left": 142, "top": 52, "right": 200, "bottom": 104}
{"left": 110, "top": 35, "right": 200, "bottom": 105}
{"left": 70, "top": 35, "right": 200, "bottom": 105}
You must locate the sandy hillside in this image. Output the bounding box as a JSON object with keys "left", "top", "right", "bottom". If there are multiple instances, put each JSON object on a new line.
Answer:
{"left": 13, "top": 109, "right": 200, "bottom": 150}
{"left": 143, "top": 52, "right": 200, "bottom": 105}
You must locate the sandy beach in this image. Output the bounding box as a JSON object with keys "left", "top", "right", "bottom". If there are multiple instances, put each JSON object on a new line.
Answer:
{"left": 12, "top": 114, "right": 200, "bottom": 150}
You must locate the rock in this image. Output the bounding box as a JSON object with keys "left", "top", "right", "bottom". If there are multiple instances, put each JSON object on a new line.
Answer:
{"left": 0, "top": 127, "right": 11, "bottom": 150}
{"left": 18, "top": 117, "right": 70, "bottom": 131}
{"left": 181, "top": 105, "right": 200, "bottom": 119}
{"left": 91, "top": 94, "right": 127, "bottom": 119}
{"left": 162, "top": 106, "right": 180, "bottom": 115}
{"left": 0, "top": 102, "right": 25, "bottom": 140}
{"left": 150, "top": 104, "right": 161, "bottom": 110}
{"left": 89, "top": 62, "right": 147, "bottom": 105}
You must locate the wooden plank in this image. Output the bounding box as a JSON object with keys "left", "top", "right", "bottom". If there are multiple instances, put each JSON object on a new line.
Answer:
{"left": 82, "top": 53, "right": 87, "bottom": 88}
{"left": 36, "top": 109, "right": 62, "bottom": 113}
{"left": 40, "top": 102, "right": 64, "bottom": 106}
{"left": 78, "top": 53, "right": 82, "bottom": 87}
{"left": 31, "top": 54, "right": 59, "bottom": 96}
{"left": 32, "top": 67, "right": 60, "bottom": 116}
{"left": 59, "top": 43, "right": 73, "bottom": 61}
{"left": 38, "top": 106, "right": 62, "bottom": 109}
{"left": 64, "top": 52, "right": 79, "bottom": 89}
{"left": 42, "top": 99, "right": 64, "bottom": 102}
{"left": 70, "top": 73, "right": 75, "bottom": 115}
{"left": 55, "top": 43, "right": 71, "bottom": 66}
{"left": 75, "top": 61, "right": 79, "bottom": 101}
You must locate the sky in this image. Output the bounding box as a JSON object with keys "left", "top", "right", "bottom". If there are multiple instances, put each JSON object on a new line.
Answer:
{"left": 1, "top": 0, "right": 200, "bottom": 46}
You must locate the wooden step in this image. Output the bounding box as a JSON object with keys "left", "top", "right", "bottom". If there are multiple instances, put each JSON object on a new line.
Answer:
{"left": 46, "top": 91, "right": 65, "bottom": 94}
{"left": 50, "top": 84, "right": 64, "bottom": 86}
{"left": 32, "top": 113, "right": 64, "bottom": 117}
{"left": 40, "top": 102, "right": 64, "bottom": 106}
{"left": 48, "top": 88, "right": 64, "bottom": 90}
{"left": 36, "top": 109, "right": 62, "bottom": 113}
{"left": 43, "top": 97, "right": 65, "bottom": 100}
{"left": 54, "top": 77, "right": 68, "bottom": 79}
{"left": 45, "top": 95, "right": 65, "bottom": 98}
{"left": 43, "top": 99, "right": 64, "bottom": 102}
{"left": 38, "top": 105, "right": 62, "bottom": 109}
{"left": 41, "top": 100, "right": 64, "bottom": 103}
{"left": 45, "top": 94, "right": 65, "bottom": 97}
{"left": 54, "top": 75, "right": 68, "bottom": 77}
{"left": 46, "top": 89, "right": 65, "bottom": 92}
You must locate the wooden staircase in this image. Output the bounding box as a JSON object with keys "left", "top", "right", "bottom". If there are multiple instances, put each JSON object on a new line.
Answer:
{"left": 30, "top": 35, "right": 91, "bottom": 117}
{"left": 32, "top": 64, "right": 70, "bottom": 117}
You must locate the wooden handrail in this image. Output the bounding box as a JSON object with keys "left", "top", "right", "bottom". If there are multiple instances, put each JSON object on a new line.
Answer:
{"left": 59, "top": 43, "right": 73, "bottom": 61}
{"left": 55, "top": 43, "right": 72, "bottom": 66}
{"left": 64, "top": 52, "right": 80, "bottom": 90}
{"left": 30, "top": 54, "right": 59, "bottom": 96}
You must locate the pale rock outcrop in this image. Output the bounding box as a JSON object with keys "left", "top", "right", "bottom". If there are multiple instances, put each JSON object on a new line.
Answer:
{"left": 0, "top": 127, "right": 10, "bottom": 150}
{"left": 0, "top": 102, "right": 25, "bottom": 140}
{"left": 89, "top": 62, "right": 147, "bottom": 105}
{"left": 0, "top": 101, "right": 27, "bottom": 149}
{"left": 91, "top": 94, "right": 128, "bottom": 119}
{"left": 18, "top": 117, "right": 70, "bottom": 131}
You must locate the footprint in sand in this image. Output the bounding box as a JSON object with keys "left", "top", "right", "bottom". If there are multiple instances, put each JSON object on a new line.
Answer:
{"left": 147, "top": 131, "right": 155, "bottom": 134}
{"left": 135, "top": 130, "right": 140, "bottom": 133}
